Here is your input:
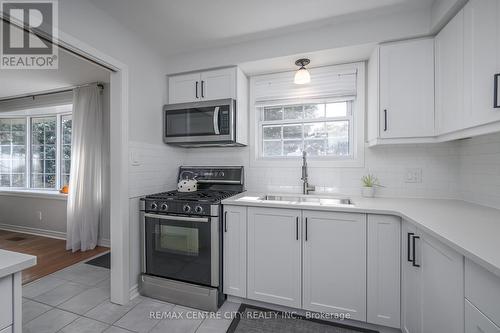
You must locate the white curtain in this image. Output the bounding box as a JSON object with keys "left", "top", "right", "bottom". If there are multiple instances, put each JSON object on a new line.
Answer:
{"left": 66, "top": 85, "right": 103, "bottom": 252}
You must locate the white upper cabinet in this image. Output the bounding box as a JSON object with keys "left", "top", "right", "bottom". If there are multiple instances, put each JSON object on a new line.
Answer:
{"left": 247, "top": 207, "right": 302, "bottom": 308}
{"left": 168, "top": 73, "right": 201, "bottom": 104}
{"left": 463, "top": 0, "right": 500, "bottom": 127}
{"left": 168, "top": 67, "right": 238, "bottom": 104}
{"left": 302, "top": 211, "right": 366, "bottom": 321}
{"left": 223, "top": 205, "right": 247, "bottom": 298}
{"left": 435, "top": 10, "right": 465, "bottom": 135}
{"left": 379, "top": 39, "right": 435, "bottom": 139}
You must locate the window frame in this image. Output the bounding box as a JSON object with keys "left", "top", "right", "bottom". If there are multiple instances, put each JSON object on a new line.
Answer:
{"left": 258, "top": 101, "right": 354, "bottom": 159}
{"left": 0, "top": 109, "right": 72, "bottom": 191}
{"left": 249, "top": 62, "right": 365, "bottom": 168}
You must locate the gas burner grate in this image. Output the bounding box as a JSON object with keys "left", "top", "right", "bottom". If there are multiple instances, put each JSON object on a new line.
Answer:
{"left": 147, "top": 190, "right": 237, "bottom": 203}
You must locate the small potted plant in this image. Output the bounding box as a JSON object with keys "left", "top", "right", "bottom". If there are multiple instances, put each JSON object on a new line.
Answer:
{"left": 361, "top": 174, "right": 380, "bottom": 198}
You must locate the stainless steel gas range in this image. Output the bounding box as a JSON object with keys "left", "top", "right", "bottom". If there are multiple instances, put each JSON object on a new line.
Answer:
{"left": 139, "top": 166, "right": 244, "bottom": 311}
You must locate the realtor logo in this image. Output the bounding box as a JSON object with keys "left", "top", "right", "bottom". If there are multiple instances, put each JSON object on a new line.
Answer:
{"left": 1, "top": 0, "right": 58, "bottom": 69}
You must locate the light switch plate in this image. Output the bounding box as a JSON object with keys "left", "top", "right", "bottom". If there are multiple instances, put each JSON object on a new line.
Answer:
{"left": 130, "top": 151, "right": 141, "bottom": 166}
{"left": 405, "top": 168, "right": 422, "bottom": 183}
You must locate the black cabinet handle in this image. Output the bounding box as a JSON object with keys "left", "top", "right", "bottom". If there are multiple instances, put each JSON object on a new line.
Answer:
{"left": 195, "top": 81, "right": 199, "bottom": 98}
{"left": 201, "top": 80, "right": 205, "bottom": 98}
{"left": 407, "top": 232, "right": 414, "bottom": 262}
{"left": 296, "top": 217, "right": 299, "bottom": 240}
{"left": 305, "top": 217, "right": 308, "bottom": 241}
{"left": 412, "top": 235, "right": 420, "bottom": 267}
{"left": 384, "top": 109, "right": 388, "bottom": 131}
{"left": 224, "top": 211, "right": 228, "bottom": 232}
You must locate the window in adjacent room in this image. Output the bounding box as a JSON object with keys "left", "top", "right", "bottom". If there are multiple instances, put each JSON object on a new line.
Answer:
{"left": 0, "top": 104, "right": 72, "bottom": 190}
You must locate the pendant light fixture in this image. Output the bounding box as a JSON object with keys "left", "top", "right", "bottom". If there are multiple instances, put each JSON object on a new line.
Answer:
{"left": 294, "top": 58, "right": 311, "bottom": 84}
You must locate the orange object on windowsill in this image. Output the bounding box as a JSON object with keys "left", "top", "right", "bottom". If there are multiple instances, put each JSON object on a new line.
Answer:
{"left": 60, "top": 185, "right": 69, "bottom": 194}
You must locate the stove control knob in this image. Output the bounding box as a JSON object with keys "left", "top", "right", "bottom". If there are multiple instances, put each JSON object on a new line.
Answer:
{"left": 194, "top": 205, "right": 203, "bottom": 214}
{"left": 160, "top": 203, "right": 168, "bottom": 211}
{"left": 183, "top": 204, "right": 191, "bottom": 213}
{"left": 150, "top": 202, "right": 158, "bottom": 210}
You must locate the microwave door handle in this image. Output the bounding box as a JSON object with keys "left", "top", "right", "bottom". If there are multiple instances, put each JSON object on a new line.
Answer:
{"left": 213, "top": 106, "right": 220, "bottom": 135}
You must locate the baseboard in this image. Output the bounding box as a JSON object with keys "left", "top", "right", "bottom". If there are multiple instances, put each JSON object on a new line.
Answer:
{"left": 129, "top": 284, "right": 139, "bottom": 300}
{"left": 0, "top": 223, "right": 66, "bottom": 240}
{"left": 0, "top": 223, "right": 110, "bottom": 248}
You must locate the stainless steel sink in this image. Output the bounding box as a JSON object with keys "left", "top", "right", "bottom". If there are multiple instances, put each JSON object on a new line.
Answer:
{"left": 260, "top": 195, "right": 354, "bottom": 206}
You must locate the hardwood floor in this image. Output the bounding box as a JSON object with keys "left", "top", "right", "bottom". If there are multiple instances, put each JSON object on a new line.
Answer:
{"left": 0, "top": 230, "right": 109, "bottom": 284}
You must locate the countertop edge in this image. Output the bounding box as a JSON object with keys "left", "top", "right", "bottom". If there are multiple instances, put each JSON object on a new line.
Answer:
{"left": 0, "top": 250, "right": 37, "bottom": 279}
{"left": 222, "top": 194, "right": 500, "bottom": 278}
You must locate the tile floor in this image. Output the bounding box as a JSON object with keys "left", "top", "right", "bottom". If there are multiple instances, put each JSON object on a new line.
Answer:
{"left": 22, "top": 263, "right": 239, "bottom": 333}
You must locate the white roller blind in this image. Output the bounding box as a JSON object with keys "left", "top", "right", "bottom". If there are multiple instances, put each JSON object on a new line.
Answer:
{"left": 253, "top": 65, "right": 358, "bottom": 105}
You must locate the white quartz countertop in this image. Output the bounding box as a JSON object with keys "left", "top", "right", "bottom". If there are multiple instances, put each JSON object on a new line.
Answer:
{"left": 222, "top": 193, "right": 500, "bottom": 277}
{"left": 0, "top": 249, "right": 36, "bottom": 278}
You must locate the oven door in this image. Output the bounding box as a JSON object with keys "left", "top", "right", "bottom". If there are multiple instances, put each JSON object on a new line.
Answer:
{"left": 143, "top": 213, "right": 219, "bottom": 287}
{"left": 163, "top": 98, "right": 235, "bottom": 144}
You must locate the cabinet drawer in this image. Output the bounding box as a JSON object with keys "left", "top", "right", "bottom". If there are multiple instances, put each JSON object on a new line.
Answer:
{"left": 466, "top": 299, "right": 500, "bottom": 333}
{"left": 0, "top": 275, "right": 13, "bottom": 330}
{"left": 465, "top": 258, "right": 500, "bottom": 327}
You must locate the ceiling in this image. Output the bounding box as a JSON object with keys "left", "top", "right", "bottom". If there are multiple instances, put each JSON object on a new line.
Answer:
{"left": 89, "top": 0, "right": 434, "bottom": 57}
{"left": 0, "top": 47, "right": 110, "bottom": 99}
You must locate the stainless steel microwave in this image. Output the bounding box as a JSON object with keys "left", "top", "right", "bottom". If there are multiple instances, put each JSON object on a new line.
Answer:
{"left": 163, "top": 98, "right": 243, "bottom": 147}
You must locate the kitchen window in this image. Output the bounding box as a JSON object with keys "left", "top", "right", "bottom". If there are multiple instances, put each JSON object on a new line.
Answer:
{"left": 260, "top": 101, "right": 352, "bottom": 158}
{"left": 251, "top": 62, "right": 365, "bottom": 167}
{"left": 0, "top": 104, "right": 72, "bottom": 190}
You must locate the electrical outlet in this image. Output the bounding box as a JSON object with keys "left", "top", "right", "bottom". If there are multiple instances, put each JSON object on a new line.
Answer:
{"left": 405, "top": 168, "right": 422, "bottom": 183}
{"left": 37, "top": 211, "right": 42, "bottom": 221}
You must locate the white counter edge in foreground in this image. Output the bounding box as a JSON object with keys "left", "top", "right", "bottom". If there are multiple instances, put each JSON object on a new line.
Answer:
{"left": 0, "top": 249, "right": 36, "bottom": 278}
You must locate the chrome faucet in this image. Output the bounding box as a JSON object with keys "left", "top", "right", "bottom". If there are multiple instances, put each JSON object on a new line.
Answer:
{"left": 301, "top": 151, "right": 315, "bottom": 195}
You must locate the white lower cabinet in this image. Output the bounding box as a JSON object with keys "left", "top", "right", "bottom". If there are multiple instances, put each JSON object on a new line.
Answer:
{"left": 402, "top": 220, "right": 464, "bottom": 333}
{"left": 302, "top": 211, "right": 366, "bottom": 321}
{"left": 367, "top": 215, "right": 401, "bottom": 328}
{"left": 247, "top": 207, "right": 302, "bottom": 308}
{"left": 0, "top": 275, "right": 13, "bottom": 331}
{"left": 223, "top": 205, "right": 247, "bottom": 297}
{"left": 466, "top": 299, "right": 500, "bottom": 333}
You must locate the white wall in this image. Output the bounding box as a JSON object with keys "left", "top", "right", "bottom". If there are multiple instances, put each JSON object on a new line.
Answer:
{"left": 458, "top": 132, "right": 500, "bottom": 209}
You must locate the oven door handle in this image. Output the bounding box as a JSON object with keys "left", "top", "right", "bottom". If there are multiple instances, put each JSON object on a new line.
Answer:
{"left": 213, "top": 106, "right": 220, "bottom": 135}
{"left": 144, "top": 213, "right": 209, "bottom": 223}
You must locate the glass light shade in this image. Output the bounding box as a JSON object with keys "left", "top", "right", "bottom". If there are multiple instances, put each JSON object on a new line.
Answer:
{"left": 294, "top": 67, "right": 311, "bottom": 84}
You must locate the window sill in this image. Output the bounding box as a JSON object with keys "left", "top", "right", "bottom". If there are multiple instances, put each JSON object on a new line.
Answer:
{"left": 0, "top": 189, "right": 67, "bottom": 200}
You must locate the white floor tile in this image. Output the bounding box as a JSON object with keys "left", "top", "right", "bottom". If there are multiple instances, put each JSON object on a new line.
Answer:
{"left": 58, "top": 317, "right": 110, "bottom": 333}
{"left": 52, "top": 264, "right": 110, "bottom": 286}
{"left": 33, "top": 281, "right": 89, "bottom": 306}
{"left": 114, "top": 299, "right": 175, "bottom": 333}
{"left": 22, "top": 276, "right": 67, "bottom": 299}
{"left": 149, "top": 305, "right": 204, "bottom": 333}
{"left": 85, "top": 297, "right": 142, "bottom": 324}
{"left": 103, "top": 326, "right": 135, "bottom": 333}
{"left": 23, "top": 308, "right": 78, "bottom": 333}
{"left": 58, "top": 286, "right": 110, "bottom": 315}
{"left": 22, "top": 299, "right": 52, "bottom": 323}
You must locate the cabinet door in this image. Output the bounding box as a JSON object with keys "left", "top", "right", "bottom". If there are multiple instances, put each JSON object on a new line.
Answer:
{"left": 435, "top": 10, "right": 465, "bottom": 135}
{"left": 466, "top": 299, "right": 500, "bottom": 333}
{"left": 0, "top": 275, "right": 13, "bottom": 330}
{"left": 200, "top": 68, "right": 236, "bottom": 101}
{"left": 168, "top": 73, "right": 200, "bottom": 104}
{"left": 401, "top": 221, "right": 421, "bottom": 333}
{"left": 463, "top": 0, "right": 500, "bottom": 127}
{"left": 223, "top": 205, "right": 247, "bottom": 297}
{"left": 367, "top": 215, "right": 401, "bottom": 328}
{"left": 420, "top": 230, "right": 464, "bottom": 333}
{"left": 302, "top": 211, "right": 366, "bottom": 321}
{"left": 247, "top": 207, "right": 301, "bottom": 308}
{"left": 379, "top": 39, "right": 435, "bottom": 138}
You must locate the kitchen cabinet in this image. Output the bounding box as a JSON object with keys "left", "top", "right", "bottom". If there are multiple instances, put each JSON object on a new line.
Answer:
{"left": 435, "top": 10, "right": 465, "bottom": 135}
{"left": 247, "top": 207, "right": 302, "bottom": 308}
{"left": 401, "top": 220, "right": 464, "bottom": 333}
{"left": 367, "top": 38, "right": 435, "bottom": 145}
{"left": 223, "top": 205, "right": 247, "bottom": 298}
{"left": 466, "top": 299, "right": 500, "bottom": 333}
{"left": 302, "top": 211, "right": 366, "bottom": 321}
{"left": 168, "top": 67, "right": 237, "bottom": 104}
{"left": 367, "top": 215, "right": 400, "bottom": 328}
{"left": 463, "top": 0, "right": 500, "bottom": 127}
{"left": 0, "top": 275, "right": 13, "bottom": 331}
